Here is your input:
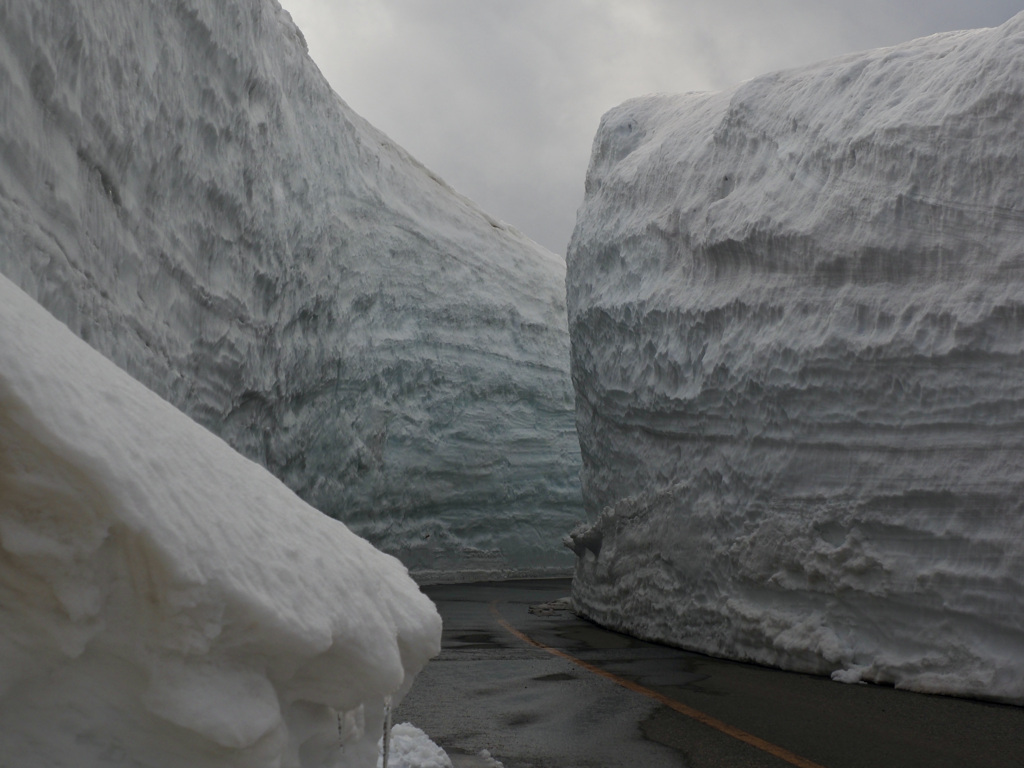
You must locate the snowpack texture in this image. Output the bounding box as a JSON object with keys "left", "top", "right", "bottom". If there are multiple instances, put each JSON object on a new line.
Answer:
{"left": 0, "top": 0, "right": 581, "bottom": 578}
{"left": 0, "top": 272, "right": 441, "bottom": 768}
{"left": 566, "top": 14, "right": 1024, "bottom": 702}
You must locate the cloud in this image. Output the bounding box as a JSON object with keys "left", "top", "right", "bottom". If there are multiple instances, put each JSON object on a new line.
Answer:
{"left": 282, "top": 0, "right": 1021, "bottom": 254}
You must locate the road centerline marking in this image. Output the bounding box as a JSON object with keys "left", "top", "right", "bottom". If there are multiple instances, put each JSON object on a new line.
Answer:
{"left": 490, "top": 600, "right": 828, "bottom": 768}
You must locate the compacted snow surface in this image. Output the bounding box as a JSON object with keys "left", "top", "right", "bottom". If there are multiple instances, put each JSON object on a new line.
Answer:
{"left": 0, "top": 0, "right": 582, "bottom": 579}
{"left": 0, "top": 272, "right": 441, "bottom": 766}
{"left": 567, "top": 14, "right": 1024, "bottom": 702}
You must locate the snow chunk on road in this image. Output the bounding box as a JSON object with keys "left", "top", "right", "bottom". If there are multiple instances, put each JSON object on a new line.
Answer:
{"left": 379, "top": 723, "right": 453, "bottom": 768}
{"left": 0, "top": 272, "right": 441, "bottom": 766}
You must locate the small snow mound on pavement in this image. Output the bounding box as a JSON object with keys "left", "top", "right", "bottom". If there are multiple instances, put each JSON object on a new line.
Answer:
{"left": 476, "top": 749, "right": 506, "bottom": 768}
{"left": 379, "top": 723, "right": 453, "bottom": 768}
{"left": 831, "top": 667, "right": 868, "bottom": 685}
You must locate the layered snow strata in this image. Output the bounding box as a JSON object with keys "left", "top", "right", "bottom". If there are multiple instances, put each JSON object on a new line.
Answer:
{"left": 566, "top": 13, "right": 1024, "bottom": 702}
{"left": 0, "top": 273, "right": 441, "bottom": 767}
{"left": 0, "top": 0, "right": 581, "bottom": 578}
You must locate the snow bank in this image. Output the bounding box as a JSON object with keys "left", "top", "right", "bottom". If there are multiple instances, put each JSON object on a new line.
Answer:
{"left": 0, "top": 0, "right": 581, "bottom": 578}
{"left": 566, "top": 13, "right": 1024, "bottom": 702}
{"left": 0, "top": 272, "right": 441, "bottom": 766}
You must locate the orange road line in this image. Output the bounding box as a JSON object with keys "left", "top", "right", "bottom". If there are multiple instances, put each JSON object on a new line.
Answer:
{"left": 490, "top": 601, "right": 828, "bottom": 768}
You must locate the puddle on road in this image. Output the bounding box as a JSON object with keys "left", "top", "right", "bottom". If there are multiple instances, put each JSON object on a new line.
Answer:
{"left": 532, "top": 672, "right": 577, "bottom": 682}
{"left": 555, "top": 622, "right": 638, "bottom": 649}
{"left": 452, "top": 632, "right": 497, "bottom": 645}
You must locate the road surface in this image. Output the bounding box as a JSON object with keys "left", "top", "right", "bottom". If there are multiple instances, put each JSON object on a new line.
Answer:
{"left": 396, "top": 579, "right": 1024, "bottom": 768}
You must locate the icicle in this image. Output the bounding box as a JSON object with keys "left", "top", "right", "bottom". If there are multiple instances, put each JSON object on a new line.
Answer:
{"left": 381, "top": 696, "right": 393, "bottom": 768}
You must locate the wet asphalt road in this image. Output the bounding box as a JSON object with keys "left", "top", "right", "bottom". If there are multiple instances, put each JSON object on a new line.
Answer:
{"left": 395, "top": 579, "right": 1024, "bottom": 768}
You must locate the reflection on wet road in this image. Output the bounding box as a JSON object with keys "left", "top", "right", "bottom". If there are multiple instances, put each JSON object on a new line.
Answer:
{"left": 396, "top": 579, "right": 1024, "bottom": 768}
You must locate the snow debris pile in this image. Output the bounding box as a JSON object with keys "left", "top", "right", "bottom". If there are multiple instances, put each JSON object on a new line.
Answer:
{"left": 0, "top": 0, "right": 581, "bottom": 579}
{"left": 566, "top": 13, "right": 1024, "bottom": 702}
{"left": 377, "top": 723, "right": 453, "bottom": 768}
{"left": 0, "top": 272, "right": 441, "bottom": 766}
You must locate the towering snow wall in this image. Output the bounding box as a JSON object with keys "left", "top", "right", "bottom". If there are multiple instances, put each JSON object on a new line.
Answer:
{"left": 0, "top": 272, "right": 441, "bottom": 767}
{"left": 566, "top": 14, "right": 1024, "bottom": 702}
{"left": 0, "top": 0, "right": 581, "bottom": 579}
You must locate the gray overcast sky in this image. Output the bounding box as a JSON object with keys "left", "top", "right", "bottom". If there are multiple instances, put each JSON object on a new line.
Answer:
{"left": 281, "top": 1, "right": 1021, "bottom": 255}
